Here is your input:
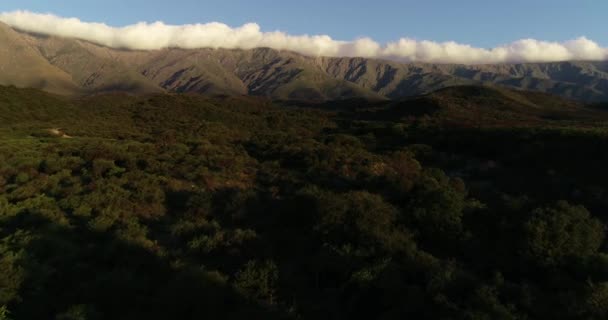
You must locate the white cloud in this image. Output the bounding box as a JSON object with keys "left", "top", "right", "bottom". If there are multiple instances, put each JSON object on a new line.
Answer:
{"left": 0, "top": 10, "right": 607, "bottom": 64}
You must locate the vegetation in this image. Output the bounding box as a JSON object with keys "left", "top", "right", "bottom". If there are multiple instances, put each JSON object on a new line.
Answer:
{"left": 2, "top": 84, "right": 608, "bottom": 319}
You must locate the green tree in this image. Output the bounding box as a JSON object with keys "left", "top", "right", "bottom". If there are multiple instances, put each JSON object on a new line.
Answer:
{"left": 0, "top": 306, "right": 11, "bottom": 320}
{"left": 234, "top": 260, "right": 279, "bottom": 305}
{"left": 523, "top": 201, "right": 605, "bottom": 266}
{"left": 405, "top": 169, "right": 468, "bottom": 249}
{"left": 316, "top": 190, "right": 413, "bottom": 254}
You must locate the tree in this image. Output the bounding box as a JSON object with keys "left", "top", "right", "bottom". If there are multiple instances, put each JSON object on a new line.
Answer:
{"left": 315, "top": 191, "right": 413, "bottom": 254}
{"left": 523, "top": 201, "right": 605, "bottom": 266}
{"left": 234, "top": 260, "right": 279, "bottom": 305}
{"left": 404, "top": 169, "right": 468, "bottom": 251}
{"left": 0, "top": 306, "right": 11, "bottom": 320}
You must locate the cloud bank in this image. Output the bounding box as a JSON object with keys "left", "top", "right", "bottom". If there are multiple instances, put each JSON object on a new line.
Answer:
{"left": 1, "top": 10, "right": 607, "bottom": 64}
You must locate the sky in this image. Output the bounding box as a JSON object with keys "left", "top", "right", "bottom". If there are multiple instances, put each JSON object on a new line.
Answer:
{"left": 0, "top": 1, "right": 606, "bottom": 64}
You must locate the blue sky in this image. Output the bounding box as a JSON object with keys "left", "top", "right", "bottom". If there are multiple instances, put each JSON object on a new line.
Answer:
{"left": 0, "top": 0, "right": 605, "bottom": 47}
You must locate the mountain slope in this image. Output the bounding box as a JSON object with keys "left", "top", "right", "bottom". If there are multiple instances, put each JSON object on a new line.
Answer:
{"left": 32, "top": 37, "right": 163, "bottom": 94}
{"left": 1, "top": 23, "right": 608, "bottom": 101}
{"left": 318, "top": 57, "right": 608, "bottom": 101}
{"left": 0, "top": 22, "right": 79, "bottom": 95}
{"left": 119, "top": 47, "right": 384, "bottom": 100}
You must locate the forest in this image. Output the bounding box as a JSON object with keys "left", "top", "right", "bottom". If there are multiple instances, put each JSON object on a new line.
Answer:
{"left": 2, "top": 84, "right": 608, "bottom": 319}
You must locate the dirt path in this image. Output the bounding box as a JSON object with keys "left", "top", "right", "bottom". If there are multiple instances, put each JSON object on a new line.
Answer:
{"left": 48, "top": 128, "right": 72, "bottom": 138}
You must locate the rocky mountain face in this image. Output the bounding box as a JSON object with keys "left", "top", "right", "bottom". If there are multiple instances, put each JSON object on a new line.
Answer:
{"left": 1, "top": 22, "right": 608, "bottom": 101}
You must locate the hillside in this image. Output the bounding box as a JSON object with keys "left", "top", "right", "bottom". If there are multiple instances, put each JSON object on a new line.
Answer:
{"left": 302, "top": 85, "right": 608, "bottom": 130}
{"left": 1, "top": 22, "right": 608, "bottom": 101}
{"left": 0, "top": 22, "right": 79, "bottom": 95}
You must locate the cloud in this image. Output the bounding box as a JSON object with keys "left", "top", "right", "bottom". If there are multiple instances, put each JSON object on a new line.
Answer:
{"left": 0, "top": 10, "right": 607, "bottom": 64}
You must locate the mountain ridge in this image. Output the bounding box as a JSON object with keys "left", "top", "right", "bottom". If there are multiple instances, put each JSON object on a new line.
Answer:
{"left": 1, "top": 22, "right": 608, "bottom": 101}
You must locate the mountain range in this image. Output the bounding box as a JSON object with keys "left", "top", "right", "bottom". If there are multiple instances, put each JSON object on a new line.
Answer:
{"left": 1, "top": 21, "right": 608, "bottom": 101}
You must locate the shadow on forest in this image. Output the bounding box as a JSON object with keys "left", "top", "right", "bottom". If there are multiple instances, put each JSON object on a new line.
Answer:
{"left": 1, "top": 212, "right": 285, "bottom": 320}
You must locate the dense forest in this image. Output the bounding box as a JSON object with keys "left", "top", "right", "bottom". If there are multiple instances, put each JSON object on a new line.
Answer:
{"left": 2, "top": 84, "right": 608, "bottom": 319}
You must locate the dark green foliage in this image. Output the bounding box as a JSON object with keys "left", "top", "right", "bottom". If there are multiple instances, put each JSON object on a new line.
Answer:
{"left": 235, "top": 260, "right": 279, "bottom": 304}
{"left": 1, "top": 85, "right": 608, "bottom": 319}
{"left": 0, "top": 306, "right": 11, "bottom": 320}
{"left": 523, "top": 201, "right": 604, "bottom": 267}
